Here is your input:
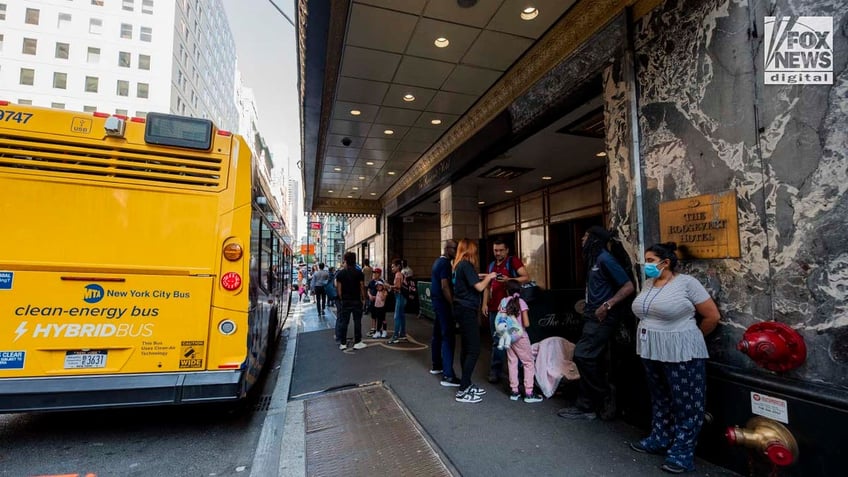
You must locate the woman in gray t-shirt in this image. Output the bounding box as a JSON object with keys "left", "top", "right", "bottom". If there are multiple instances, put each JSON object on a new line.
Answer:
{"left": 629, "top": 242, "right": 720, "bottom": 474}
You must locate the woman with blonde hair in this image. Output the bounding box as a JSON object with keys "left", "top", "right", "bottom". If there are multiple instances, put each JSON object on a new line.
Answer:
{"left": 451, "top": 239, "right": 498, "bottom": 403}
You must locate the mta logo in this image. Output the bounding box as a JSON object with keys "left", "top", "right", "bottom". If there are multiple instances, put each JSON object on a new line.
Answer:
{"left": 84, "top": 284, "right": 104, "bottom": 304}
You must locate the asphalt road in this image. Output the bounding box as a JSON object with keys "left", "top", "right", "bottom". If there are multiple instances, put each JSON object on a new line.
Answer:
{"left": 0, "top": 343, "right": 286, "bottom": 477}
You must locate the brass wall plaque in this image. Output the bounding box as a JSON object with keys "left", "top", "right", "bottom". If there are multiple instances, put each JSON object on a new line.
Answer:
{"left": 659, "top": 191, "right": 740, "bottom": 259}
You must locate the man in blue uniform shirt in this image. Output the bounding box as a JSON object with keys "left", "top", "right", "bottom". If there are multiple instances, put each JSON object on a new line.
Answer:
{"left": 559, "top": 226, "right": 634, "bottom": 420}
{"left": 430, "top": 239, "right": 460, "bottom": 386}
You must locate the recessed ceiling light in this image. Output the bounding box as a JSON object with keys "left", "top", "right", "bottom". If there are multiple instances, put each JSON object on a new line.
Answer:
{"left": 333, "top": 167, "right": 342, "bottom": 172}
{"left": 359, "top": 176, "right": 366, "bottom": 180}
{"left": 431, "top": 119, "right": 442, "bottom": 125}
{"left": 434, "top": 37, "right": 450, "bottom": 48}
{"left": 347, "top": 195, "right": 353, "bottom": 198}
{"left": 350, "top": 109, "right": 361, "bottom": 116}
{"left": 403, "top": 94, "right": 415, "bottom": 102}
{"left": 384, "top": 129, "right": 394, "bottom": 135}
{"left": 352, "top": 186, "right": 359, "bottom": 190}
{"left": 478, "top": 201, "right": 486, "bottom": 205}
{"left": 388, "top": 171, "right": 396, "bottom": 175}
{"left": 328, "top": 189, "right": 334, "bottom": 193}
{"left": 542, "top": 176, "right": 552, "bottom": 180}
{"left": 365, "top": 161, "right": 374, "bottom": 166}
{"left": 596, "top": 151, "right": 607, "bottom": 157}
{"left": 505, "top": 189, "right": 513, "bottom": 194}
{"left": 370, "top": 192, "right": 377, "bottom": 196}
{"left": 520, "top": 7, "right": 539, "bottom": 20}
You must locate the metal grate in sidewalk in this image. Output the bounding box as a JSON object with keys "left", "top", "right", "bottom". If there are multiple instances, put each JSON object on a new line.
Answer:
{"left": 304, "top": 384, "right": 453, "bottom": 477}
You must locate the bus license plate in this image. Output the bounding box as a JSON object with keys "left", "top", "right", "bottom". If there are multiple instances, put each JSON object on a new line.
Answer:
{"left": 64, "top": 351, "right": 107, "bottom": 369}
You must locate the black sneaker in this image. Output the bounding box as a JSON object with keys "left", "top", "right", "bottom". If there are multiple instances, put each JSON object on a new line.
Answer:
{"left": 557, "top": 406, "right": 596, "bottom": 420}
{"left": 440, "top": 377, "right": 461, "bottom": 387}
{"left": 429, "top": 367, "right": 443, "bottom": 375}
{"left": 629, "top": 441, "right": 666, "bottom": 456}
{"left": 509, "top": 391, "right": 521, "bottom": 401}
{"left": 660, "top": 462, "right": 690, "bottom": 474}
{"left": 523, "top": 393, "right": 544, "bottom": 403}
{"left": 467, "top": 384, "right": 486, "bottom": 396}
{"left": 455, "top": 390, "right": 482, "bottom": 403}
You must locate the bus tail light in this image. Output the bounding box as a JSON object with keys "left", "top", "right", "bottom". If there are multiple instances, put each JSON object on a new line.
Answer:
{"left": 223, "top": 243, "right": 243, "bottom": 261}
{"left": 221, "top": 272, "right": 242, "bottom": 291}
{"left": 218, "top": 364, "right": 241, "bottom": 369}
{"left": 0, "top": 100, "right": 9, "bottom": 106}
{"left": 217, "top": 130, "right": 232, "bottom": 137}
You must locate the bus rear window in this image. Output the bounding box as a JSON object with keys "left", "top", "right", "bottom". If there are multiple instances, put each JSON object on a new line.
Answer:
{"left": 144, "top": 113, "right": 214, "bottom": 150}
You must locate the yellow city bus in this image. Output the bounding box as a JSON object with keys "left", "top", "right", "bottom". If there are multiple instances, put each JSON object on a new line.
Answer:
{"left": 0, "top": 101, "right": 292, "bottom": 412}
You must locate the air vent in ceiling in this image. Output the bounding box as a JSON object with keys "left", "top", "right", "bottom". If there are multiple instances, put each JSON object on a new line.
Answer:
{"left": 479, "top": 166, "right": 532, "bottom": 180}
{"left": 556, "top": 107, "right": 605, "bottom": 139}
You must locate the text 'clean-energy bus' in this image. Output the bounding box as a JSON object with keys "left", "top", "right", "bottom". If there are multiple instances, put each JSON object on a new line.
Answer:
{"left": 0, "top": 102, "right": 292, "bottom": 412}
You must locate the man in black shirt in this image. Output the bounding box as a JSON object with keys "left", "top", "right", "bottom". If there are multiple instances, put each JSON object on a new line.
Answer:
{"left": 335, "top": 252, "right": 367, "bottom": 350}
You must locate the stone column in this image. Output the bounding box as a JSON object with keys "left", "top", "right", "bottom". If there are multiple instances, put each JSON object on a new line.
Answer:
{"left": 440, "top": 184, "right": 481, "bottom": 242}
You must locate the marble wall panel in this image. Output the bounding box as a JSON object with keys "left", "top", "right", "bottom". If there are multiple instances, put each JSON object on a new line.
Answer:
{"left": 611, "top": 0, "right": 848, "bottom": 387}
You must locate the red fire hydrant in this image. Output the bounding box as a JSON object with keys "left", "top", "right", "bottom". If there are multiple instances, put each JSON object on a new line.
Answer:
{"left": 737, "top": 322, "right": 806, "bottom": 372}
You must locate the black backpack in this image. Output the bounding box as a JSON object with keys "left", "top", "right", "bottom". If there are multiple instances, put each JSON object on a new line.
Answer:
{"left": 488, "top": 256, "right": 540, "bottom": 302}
{"left": 606, "top": 230, "right": 637, "bottom": 287}
{"left": 400, "top": 275, "right": 417, "bottom": 301}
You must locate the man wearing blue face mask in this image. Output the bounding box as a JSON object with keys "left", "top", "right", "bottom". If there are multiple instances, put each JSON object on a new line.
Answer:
{"left": 559, "top": 226, "right": 634, "bottom": 421}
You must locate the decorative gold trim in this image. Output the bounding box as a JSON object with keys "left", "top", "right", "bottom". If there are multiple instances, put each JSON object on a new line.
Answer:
{"left": 384, "top": 0, "right": 639, "bottom": 206}
{"left": 312, "top": 197, "right": 382, "bottom": 216}
{"left": 632, "top": 0, "right": 664, "bottom": 20}
{"left": 297, "top": 0, "right": 308, "bottom": 165}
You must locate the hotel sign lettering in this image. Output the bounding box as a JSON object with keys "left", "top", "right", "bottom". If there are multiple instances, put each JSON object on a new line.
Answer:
{"left": 659, "top": 191, "right": 740, "bottom": 259}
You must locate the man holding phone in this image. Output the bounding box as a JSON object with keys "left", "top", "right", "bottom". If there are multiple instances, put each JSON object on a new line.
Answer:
{"left": 482, "top": 239, "right": 530, "bottom": 384}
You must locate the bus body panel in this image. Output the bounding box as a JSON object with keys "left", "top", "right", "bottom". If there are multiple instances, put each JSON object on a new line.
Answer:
{"left": 0, "top": 105, "right": 288, "bottom": 412}
{"left": 0, "top": 272, "right": 233, "bottom": 376}
{"left": 0, "top": 371, "right": 242, "bottom": 413}
{"left": 0, "top": 178, "right": 221, "bottom": 273}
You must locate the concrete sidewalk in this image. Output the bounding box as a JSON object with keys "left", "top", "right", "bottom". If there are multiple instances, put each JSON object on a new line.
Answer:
{"left": 274, "top": 300, "right": 738, "bottom": 477}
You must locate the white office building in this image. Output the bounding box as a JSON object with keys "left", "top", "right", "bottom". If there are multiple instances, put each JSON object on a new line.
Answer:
{"left": 288, "top": 177, "right": 300, "bottom": 238}
{"left": 0, "top": 0, "right": 238, "bottom": 130}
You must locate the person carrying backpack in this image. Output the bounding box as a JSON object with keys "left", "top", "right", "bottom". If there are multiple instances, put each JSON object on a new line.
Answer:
{"left": 481, "top": 239, "right": 531, "bottom": 384}
{"left": 558, "top": 226, "right": 634, "bottom": 421}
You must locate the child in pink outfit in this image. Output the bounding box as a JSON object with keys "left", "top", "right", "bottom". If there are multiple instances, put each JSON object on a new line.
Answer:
{"left": 499, "top": 282, "right": 543, "bottom": 403}
{"left": 369, "top": 281, "right": 388, "bottom": 338}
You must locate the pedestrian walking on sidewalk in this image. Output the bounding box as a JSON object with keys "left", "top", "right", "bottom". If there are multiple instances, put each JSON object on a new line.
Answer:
{"left": 312, "top": 263, "right": 330, "bottom": 315}
{"left": 335, "top": 252, "right": 367, "bottom": 351}
{"left": 451, "top": 239, "right": 497, "bottom": 403}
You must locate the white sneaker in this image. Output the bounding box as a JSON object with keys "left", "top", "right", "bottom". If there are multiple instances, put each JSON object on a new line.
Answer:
{"left": 353, "top": 342, "right": 367, "bottom": 350}
{"left": 339, "top": 343, "right": 346, "bottom": 350}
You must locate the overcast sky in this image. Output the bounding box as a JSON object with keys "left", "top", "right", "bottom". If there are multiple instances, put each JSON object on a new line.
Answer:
{"left": 223, "top": 0, "right": 304, "bottom": 236}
